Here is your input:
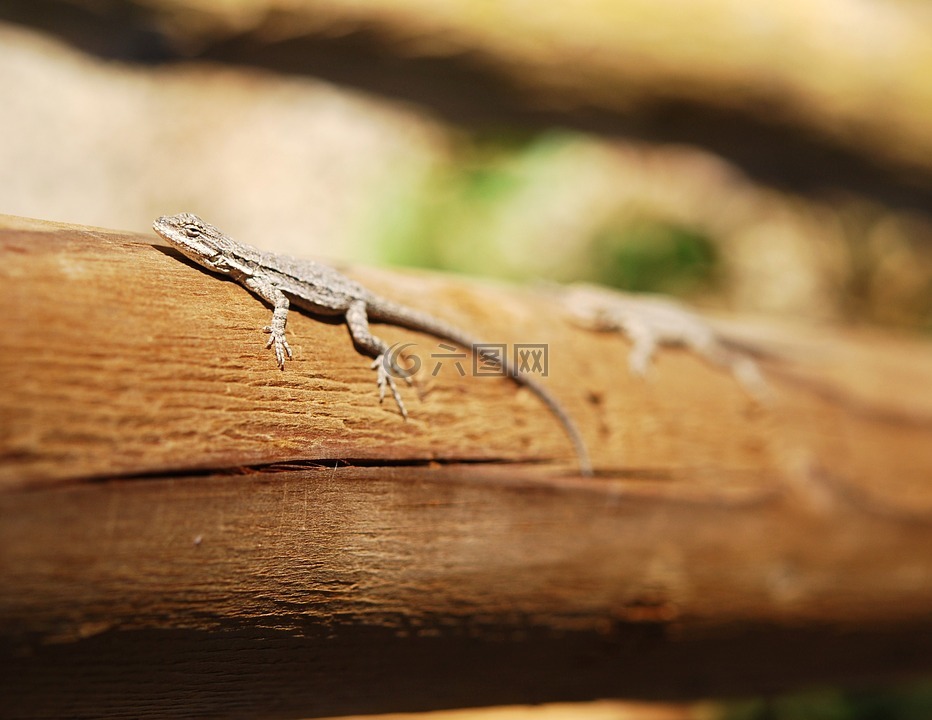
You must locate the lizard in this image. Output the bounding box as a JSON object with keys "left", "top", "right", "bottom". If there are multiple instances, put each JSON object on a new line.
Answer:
{"left": 557, "top": 283, "right": 767, "bottom": 398}
{"left": 153, "top": 213, "right": 592, "bottom": 475}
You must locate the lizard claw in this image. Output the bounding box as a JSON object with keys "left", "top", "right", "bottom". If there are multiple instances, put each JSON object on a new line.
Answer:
{"left": 373, "top": 354, "right": 408, "bottom": 419}
{"left": 387, "top": 347, "right": 416, "bottom": 387}
{"left": 263, "top": 326, "right": 293, "bottom": 369}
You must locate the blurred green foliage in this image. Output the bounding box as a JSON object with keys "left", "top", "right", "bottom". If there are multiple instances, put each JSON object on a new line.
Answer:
{"left": 721, "top": 680, "right": 932, "bottom": 720}
{"left": 377, "top": 129, "right": 542, "bottom": 274}
{"left": 379, "top": 130, "right": 723, "bottom": 300}
{"left": 589, "top": 216, "right": 719, "bottom": 295}
{"left": 375, "top": 129, "right": 931, "bottom": 330}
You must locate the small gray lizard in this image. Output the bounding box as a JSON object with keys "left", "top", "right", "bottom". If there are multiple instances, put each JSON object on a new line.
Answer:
{"left": 153, "top": 213, "right": 592, "bottom": 475}
{"left": 559, "top": 283, "right": 766, "bottom": 397}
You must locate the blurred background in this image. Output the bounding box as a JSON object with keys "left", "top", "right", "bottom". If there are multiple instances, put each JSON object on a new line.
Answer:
{"left": 1, "top": 0, "right": 931, "bottom": 717}
{"left": 1, "top": 0, "right": 931, "bottom": 333}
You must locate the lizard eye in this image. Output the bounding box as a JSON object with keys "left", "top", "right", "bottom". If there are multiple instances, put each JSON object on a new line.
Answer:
{"left": 183, "top": 224, "right": 203, "bottom": 238}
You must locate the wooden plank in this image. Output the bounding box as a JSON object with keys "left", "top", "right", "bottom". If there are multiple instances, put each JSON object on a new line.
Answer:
{"left": 0, "top": 214, "right": 594, "bottom": 484}
{"left": 3, "top": 463, "right": 932, "bottom": 716}
{"left": 2, "top": 214, "right": 932, "bottom": 716}
{"left": 0, "top": 212, "right": 786, "bottom": 485}
{"left": 2, "top": 215, "right": 931, "bottom": 501}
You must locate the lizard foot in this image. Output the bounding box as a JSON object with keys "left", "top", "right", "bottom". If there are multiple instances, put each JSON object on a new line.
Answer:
{"left": 373, "top": 354, "right": 408, "bottom": 420}
{"left": 263, "top": 326, "right": 293, "bottom": 369}
{"left": 627, "top": 352, "right": 651, "bottom": 377}
{"left": 385, "top": 344, "right": 417, "bottom": 388}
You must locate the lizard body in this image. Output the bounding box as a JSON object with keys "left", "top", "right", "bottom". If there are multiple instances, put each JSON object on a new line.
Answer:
{"left": 153, "top": 213, "right": 592, "bottom": 475}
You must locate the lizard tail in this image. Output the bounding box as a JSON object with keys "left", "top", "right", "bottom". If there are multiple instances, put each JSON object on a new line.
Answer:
{"left": 370, "top": 300, "right": 593, "bottom": 476}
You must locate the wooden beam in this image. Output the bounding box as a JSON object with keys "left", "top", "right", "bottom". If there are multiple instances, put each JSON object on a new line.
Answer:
{"left": 2, "top": 214, "right": 932, "bottom": 716}
{"left": 0, "top": 214, "right": 600, "bottom": 484}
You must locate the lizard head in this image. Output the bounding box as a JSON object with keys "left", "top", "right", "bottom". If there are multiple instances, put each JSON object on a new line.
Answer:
{"left": 152, "top": 213, "right": 239, "bottom": 273}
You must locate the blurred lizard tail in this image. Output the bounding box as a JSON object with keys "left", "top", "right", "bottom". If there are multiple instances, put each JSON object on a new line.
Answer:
{"left": 371, "top": 300, "right": 594, "bottom": 476}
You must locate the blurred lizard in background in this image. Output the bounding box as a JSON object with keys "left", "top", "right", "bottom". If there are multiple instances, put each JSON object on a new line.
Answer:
{"left": 558, "top": 283, "right": 767, "bottom": 398}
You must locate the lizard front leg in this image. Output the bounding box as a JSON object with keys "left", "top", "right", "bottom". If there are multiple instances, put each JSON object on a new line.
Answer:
{"left": 244, "top": 275, "right": 293, "bottom": 369}
{"left": 345, "top": 300, "right": 408, "bottom": 419}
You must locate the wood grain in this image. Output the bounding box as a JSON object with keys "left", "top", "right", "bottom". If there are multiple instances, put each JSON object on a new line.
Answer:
{"left": 2, "top": 214, "right": 932, "bottom": 717}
